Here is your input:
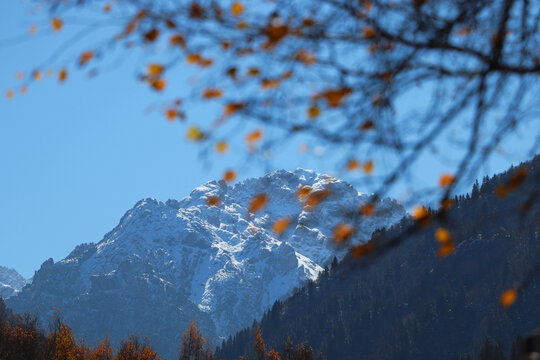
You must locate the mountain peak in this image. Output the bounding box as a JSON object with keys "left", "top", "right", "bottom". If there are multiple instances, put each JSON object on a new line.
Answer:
{"left": 7, "top": 169, "right": 405, "bottom": 359}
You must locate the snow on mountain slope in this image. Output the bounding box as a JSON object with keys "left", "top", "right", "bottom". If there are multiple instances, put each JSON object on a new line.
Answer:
{"left": 0, "top": 266, "right": 29, "bottom": 299}
{"left": 7, "top": 169, "right": 405, "bottom": 359}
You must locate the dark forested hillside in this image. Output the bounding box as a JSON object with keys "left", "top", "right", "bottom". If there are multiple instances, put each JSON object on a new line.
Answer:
{"left": 216, "top": 156, "right": 540, "bottom": 360}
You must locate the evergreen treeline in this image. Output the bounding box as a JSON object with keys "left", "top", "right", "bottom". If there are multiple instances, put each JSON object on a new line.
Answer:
{"left": 216, "top": 156, "right": 540, "bottom": 360}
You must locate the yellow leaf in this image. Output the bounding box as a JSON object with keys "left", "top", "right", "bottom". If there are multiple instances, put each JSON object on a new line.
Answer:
{"left": 230, "top": 2, "right": 244, "bottom": 16}
{"left": 248, "top": 193, "right": 268, "bottom": 213}
{"left": 51, "top": 17, "right": 63, "bottom": 32}
{"left": 272, "top": 217, "right": 291, "bottom": 236}
{"left": 215, "top": 141, "right": 229, "bottom": 154}
{"left": 333, "top": 223, "right": 354, "bottom": 245}
{"left": 500, "top": 289, "right": 518, "bottom": 308}
{"left": 223, "top": 169, "right": 237, "bottom": 182}
{"left": 186, "top": 126, "right": 205, "bottom": 141}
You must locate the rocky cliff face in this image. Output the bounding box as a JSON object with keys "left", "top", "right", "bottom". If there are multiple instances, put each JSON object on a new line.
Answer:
{"left": 0, "top": 266, "right": 28, "bottom": 299}
{"left": 7, "top": 169, "right": 405, "bottom": 359}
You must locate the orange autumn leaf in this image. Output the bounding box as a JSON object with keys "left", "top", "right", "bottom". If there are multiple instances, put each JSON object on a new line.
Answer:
{"left": 303, "top": 188, "right": 331, "bottom": 210}
{"left": 103, "top": 4, "right": 112, "bottom": 12}
{"left": 149, "top": 77, "right": 167, "bottom": 91}
{"left": 230, "top": 2, "right": 244, "bottom": 16}
{"left": 363, "top": 160, "right": 374, "bottom": 174}
{"left": 29, "top": 25, "right": 38, "bottom": 35}
{"left": 248, "top": 193, "right": 269, "bottom": 213}
{"left": 281, "top": 70, "right": 293, "bottom": 79}
{"left": 186, "top": 126, "right": 205, "bottom": 141}
{"left": 215, "top": 141, "right": 229, "bottom": 154}
{"left": 316, "top": 87, "right": 353, "bottom": 107}
{"left": 224, "top": 102, "right": 245, "bottom": 116}
{"left": 144, "top": 28, "right": 160, "bottom": 42}
{"left": 33, "top": 70, "right": 42, "bottom": 81}
{"left": 5, "top": 90, "right": 14, "bottom": 99}
{"left": 187, "top": 53, "right": 202, "bottom": 64}
{"left": 412, "top": 205, "right": 429, "bottom": 221}
{"left": 16, "top": 71, "right": 24, "bottom": 81}
{"left": 360, "top": 203, "right": 376, "bottom": 217}
{"left": 264, "top": 24, "right": 289, "bottom": 47}
{"left": 147, "top": 63, "right": 165, "bottom": 77}
{"left": 440, "top": 198, "right": 455, "bottom": 211}
{"left": 438, "top": 242, "right": 455, "bottom": 258}
{"left": 457, "top": 27, "right": 472, "bottom": 36}
{"left": 79, "top": 51, "right": 94, "bottom": 66}
{"left": 199, "top": 58, "right": 213, "bottom": 67}
{"left": 351, "top": 242, "right": 375, "bottom": 259}
{"left": 261, "top": 78, "right": 280, "bottom": 90}
{"left": 295, "top": 49, "right": 316, "bottom": 65}
{"left": 58, "top": 68, "right": 68, "bottom": 83}
{"left": 247, "top": 67, "right": 260, "bottom": 77}
{"left": 20, "top": 85, "right": 28, "bottom": 95}
{"left": 245, "top": 129, "right": 263, "bottom": 144}
{"left": 439, "top": 173, "right": 455, "bottom": 188}
{"left": 435, "top": 228, "right": 452, "bottom": 244}
{"left": 360, "top": 120, "right": 375, "bottom": 131}
{"left": 272, "top": 217, "right": 291, "bottom": 236}
{"left": 333, "top": 223, "right": 354, "bottom": 245}
{"left": 307, "top": 105, "right": 321, "bottom": 119}
{"left": 223, "top": 169, "right": 237, "bottom": 182}
{"left": 165, "top": 108, "right": 178, "bottom": 121}
{"left": 362, "top": 26, "right": 377, "bottom": 38}
{"left": 202, "top": 88, "right": 223, "bottom": 99}
{"left": 296, "top": 185, "right": 312, "bottom": 200}
{"left": 206, "top": 195, "right": 220, "bottom": 206}
{"left": 51, "top": 17, "right": 63, "bottom": 32}
{"left": 170, "top": 34, "right": 186, "bottom": 48}
{"left": 507, "top": 167, "right": 528, "bottom": 190}
{"left": 500, "top": 289, "right": 518, "bottom": 308}
{"left": 346, "top": 159, "right": 360, "bottom": 171}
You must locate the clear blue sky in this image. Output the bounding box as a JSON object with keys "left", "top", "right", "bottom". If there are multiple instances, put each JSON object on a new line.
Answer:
{"left": 0, "top": 0, "right": 534, "bottom": 278}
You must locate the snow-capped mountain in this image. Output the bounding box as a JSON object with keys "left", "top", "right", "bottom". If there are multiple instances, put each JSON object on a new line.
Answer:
{"left": 7, "top": 169, "right": 405, "bottom": 359}
{"left": 0, "top": 266, "right": 29, "bottom": 299}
